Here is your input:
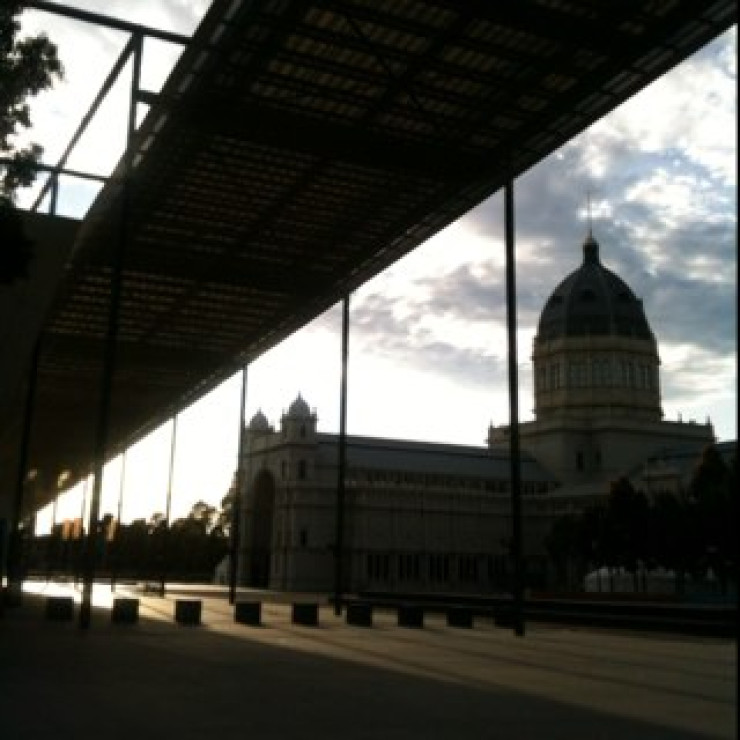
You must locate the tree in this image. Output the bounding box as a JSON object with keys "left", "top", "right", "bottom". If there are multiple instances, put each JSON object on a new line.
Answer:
{"left": 605, "top": 477, "right": 649, "bottom": 589}
{"left": 216, "top": 485, "right": 237, "bottom": 537}
{"left": 188, "top": 500, "right": 217, "bottom": 534}
{"left": 647, "top": 491, "right": 697, "bottom": 594}
{"left": 1, "top": 3, "right": 62, "bottom": 283}
{"left": 688, "top": 445, "right": 737, "bottom": 591}
{"left": 545, "top": 514, "right": 581, "bottom": 590}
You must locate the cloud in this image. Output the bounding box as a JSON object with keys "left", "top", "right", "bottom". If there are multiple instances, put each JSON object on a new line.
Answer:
{"left": 339, "top": 28, "right": 736, "bottom": 441}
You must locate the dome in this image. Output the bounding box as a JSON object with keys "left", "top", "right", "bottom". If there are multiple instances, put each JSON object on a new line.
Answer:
{"left": 537, "top": 233, "right": 653, "bottom": 341}
{"left": 248, "top": 409, "right": 270, "bottom": 431}
{"left": 287, "top": 393, "right": 311, "bottom": 418}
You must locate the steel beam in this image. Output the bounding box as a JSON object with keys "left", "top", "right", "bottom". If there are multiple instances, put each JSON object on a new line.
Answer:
{"left": 25, "top": 1, "right": 191, "bottom": 46}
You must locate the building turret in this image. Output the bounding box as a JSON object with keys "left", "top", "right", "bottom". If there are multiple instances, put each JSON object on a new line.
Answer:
{"left": 280, "top": 393, "right": 317, "bottom": 443}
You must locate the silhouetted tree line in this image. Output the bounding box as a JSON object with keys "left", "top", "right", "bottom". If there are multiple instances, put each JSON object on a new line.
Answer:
{"left": 546, "top": 445, "right": 737, "bottom": 594}
{"left": 28, "top": 496, "right": 233, "bottom": 583}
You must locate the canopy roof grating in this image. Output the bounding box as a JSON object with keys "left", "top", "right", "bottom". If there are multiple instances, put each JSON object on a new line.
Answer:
{"left": 1, "top": 0, "right": 735, "bottom": 510}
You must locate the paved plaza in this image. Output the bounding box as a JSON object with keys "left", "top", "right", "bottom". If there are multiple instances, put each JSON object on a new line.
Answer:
{"left": 1, "top": 582, "right": 736, "bottom": 739}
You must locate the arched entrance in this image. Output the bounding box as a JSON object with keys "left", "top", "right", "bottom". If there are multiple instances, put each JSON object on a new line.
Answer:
{"left": 248, "top": 469, "right": 275, "bottom": 587}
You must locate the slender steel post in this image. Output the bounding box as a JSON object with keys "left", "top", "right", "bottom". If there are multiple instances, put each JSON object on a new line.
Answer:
{"left": 47, "top": 491, "right": 59, "bottom": 581}
{"left": 51, "top": 494, "right": 58, "bottom": 531}
{"left": 79, "top": 32, "right": 143, "bottom": 629}
{"left": 5, "top": 340, "right": 40, "bottom": 600}
{"left": 116, "top": 451, "right": 126, "bottom": 529}
{"left": 79, "top": 477, "right": 89, "bottom": 530}
{"left": 49, "top": 176, "right": 58, "bottom": 215}
{"left": 229, "top": 366, "right": 248, "bottom": 604}
{"left": 160, "top": 415, "right": 178, "bottom": 596}
{"left": 504, "top": 179, "right": 525, "bottom": 637}
{"left": 75, "top": 476, "right": 89, "bottom": 586}
{"left": 163, "top": 417, "right": 178, "bottom": 530}
{"left": 110, "top": 450, "right": 126, "bottom": 591}
{"left": 333, "top": 296, "right": 350, "bottom": 615}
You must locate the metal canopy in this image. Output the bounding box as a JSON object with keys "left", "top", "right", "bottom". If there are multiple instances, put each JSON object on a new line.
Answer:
{"left": 2, "top": 0, "right": 735, "bottom": 511}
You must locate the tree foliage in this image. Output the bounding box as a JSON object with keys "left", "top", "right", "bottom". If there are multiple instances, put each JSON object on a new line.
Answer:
{"left": 1, "top": 3, "right": 62, "bottom": 283}
{"left": 546, "top": 446, "right": 737, "bottom": 593}
{"left": 28, "top": 497, "right": 232, "bottom": 582}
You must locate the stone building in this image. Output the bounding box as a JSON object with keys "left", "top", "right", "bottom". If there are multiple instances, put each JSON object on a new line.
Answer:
{"left": 238, "top": 397, "right": 557, "bottom": 593}
{"left": 488, "top": 231, "right": 714, "bottom": 498}
{"left": 236, "top": 231, "right": 716, "bottom": 594}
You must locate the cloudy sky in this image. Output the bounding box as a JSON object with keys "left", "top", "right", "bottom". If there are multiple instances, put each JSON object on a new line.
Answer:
{"left": 16, "top": 3, "right": 736, "bottom": 526}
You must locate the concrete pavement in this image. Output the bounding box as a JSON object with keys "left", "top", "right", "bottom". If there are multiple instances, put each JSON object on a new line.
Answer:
{"left": 1, "top": 581, "right": 736, "bottom": 739}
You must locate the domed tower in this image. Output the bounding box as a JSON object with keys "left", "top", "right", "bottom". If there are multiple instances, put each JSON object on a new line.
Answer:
{"left": 532, "top": 232, "right": 662, "bottom": 423}
{"left": 248, "top": 409, "right": 271, "bottom": 433}
{"left": 280, "top": 393, "right": 317, "bottom": 442}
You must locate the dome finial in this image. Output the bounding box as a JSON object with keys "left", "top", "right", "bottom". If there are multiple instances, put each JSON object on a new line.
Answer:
{"left": 583, "top": 191, "right": 599, "bottom": 264}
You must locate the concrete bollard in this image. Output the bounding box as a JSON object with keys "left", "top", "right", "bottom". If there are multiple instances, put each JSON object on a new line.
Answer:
{"left": 234, "top": 600, "right": 262, "bottom": 626}
{"left": 174, "top": 599, "right": 202, "bottom": 625}
{"left": 346, "top": 602, "right": 373, "bottom": 627}
{"left": 446, "top": 606, "right": 474, "bottom": 628}
{"left": 46, "top": 596, "right": 74, "bottom": 622}
{"left": 493, "top": 607, "right": 515, "bottom": 628}
{"left": 112, "top": 597, "right": 139, "bottom": 624}
{"left": 4, "top": 582, "right": 23, "bottom": 608}
{"left": 397, "top": 604, "right": 424, "bottom": 628}
{"left": 292, "top": 602, "right": 319, "bottom": 626}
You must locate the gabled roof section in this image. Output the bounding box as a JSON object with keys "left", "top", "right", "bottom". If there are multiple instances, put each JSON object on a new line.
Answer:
{"left": 314, "top": 433, "right": 556, "bottom": 483}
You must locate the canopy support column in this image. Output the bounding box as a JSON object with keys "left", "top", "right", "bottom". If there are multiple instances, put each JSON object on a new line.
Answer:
{"left": 110, "top": 451, "right": 126, "bottom": 592}
{"left": 505, "top": 179, "right": 525, "bottom": 637}
{"left": 4, "top": 339, "right": 40, "bottom": 602}
{"left": 160, "top": 415, "right": 178, "bottom": 596}
{"left": 333, "top": 295, "right": 350, "bottom": 615}
{"left": 229, "top": 366, "right": 248, "bottom": 605}
{"left": 80, "top": 31, "right": 143, "bottom": 629}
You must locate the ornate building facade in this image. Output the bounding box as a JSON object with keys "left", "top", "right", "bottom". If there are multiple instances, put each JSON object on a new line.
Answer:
{"left": 236, "top": 232, "right": 716, "bottom": 593}
{"left": 237, "top": 398, "right": 557, "bottom": 593}
{"left": 488, "top": 232, "right": 714, "bottom": 496}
